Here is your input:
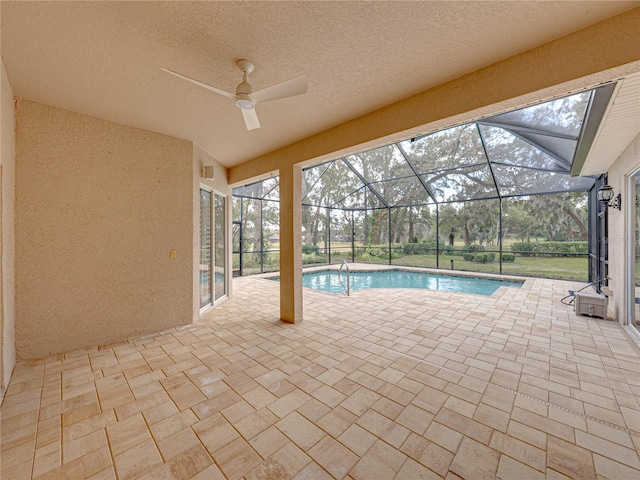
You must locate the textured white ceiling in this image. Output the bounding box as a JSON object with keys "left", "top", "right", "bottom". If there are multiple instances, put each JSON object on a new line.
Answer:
{"left": 1, "top": 1, "right": 638, "bottom": 167}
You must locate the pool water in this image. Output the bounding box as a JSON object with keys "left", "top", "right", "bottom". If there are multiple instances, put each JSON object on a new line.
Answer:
{"left": 271, "top": 269, "right": 522, "bottom": 296}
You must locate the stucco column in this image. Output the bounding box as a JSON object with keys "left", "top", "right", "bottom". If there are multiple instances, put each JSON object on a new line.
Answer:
{"left": 278, "top": 164, "right": 303, "bottom": 323}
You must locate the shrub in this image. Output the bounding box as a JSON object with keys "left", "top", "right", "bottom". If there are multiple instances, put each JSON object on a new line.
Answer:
{"left": 354, "top": 244, "right": 404, "bottom": 261}
{"left": 302, "top": 252, "right": 327, "bottom": 265}
{"left": 462, "top": 253, "right": 475, "bottom": 261}
{"left": 357, "top": 251, "right": 373, "bottom": 261}
{"left": 510, "top": 241, "right": 588, "bottom": 257}
{"left": 302, "top": 244, "right": 320, "bottom": 255}
{"left": 472, "top": 253, "right": 495, "bottom": 263}
{"left": 422, "top": 238, "right": 437, "bottom": 249}
{"left": 390, "top": 244, "right": 404, "bottom": 259}
{"left": 403, "top": 242, "right": 436, "bottom": 255}
{"left": 439, "top": 245, "right": 455, "bottom": 255}
{"left": 501, "top": 253, "right": 515, "bottom": 263}
{"left": 464, "top": 244, "right": 486, "bottom": 253}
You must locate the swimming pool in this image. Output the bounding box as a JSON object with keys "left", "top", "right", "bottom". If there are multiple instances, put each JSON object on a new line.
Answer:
{"left": 270, "top": 269, "right": 522, "bottom": 296}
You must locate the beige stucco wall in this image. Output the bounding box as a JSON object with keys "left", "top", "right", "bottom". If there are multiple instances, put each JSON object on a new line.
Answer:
{"left": 1, "top": 57, "right": 16, "bottom": 398}
{"left": 192, "top": 143, "right": 231, "bottom": 320}
{"left": 607, "top": 133, "right": 640, "bottom": 323}
{"left": 15, "top": 100, "right": 194, "bottom": 359}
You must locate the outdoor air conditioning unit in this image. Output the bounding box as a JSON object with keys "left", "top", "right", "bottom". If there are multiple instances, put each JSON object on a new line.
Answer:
{"left": 574, "top": 292, "right": 608, "bottom": 319}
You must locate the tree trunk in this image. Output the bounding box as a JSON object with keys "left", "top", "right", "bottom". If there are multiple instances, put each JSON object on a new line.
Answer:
{"left": 372, "top": 210, "right": 387, "bottom": 244}
{"left": 305, "top": 213, "right": 314, "bottom": 245}
{"left": 311, "top": 213, "right": 320, "bottom": 245}
{"left": 363, "top": 210, "right": 369, "bottom": 244}
{"left": 563, "top": 206, "right": 588, "bottom": 241}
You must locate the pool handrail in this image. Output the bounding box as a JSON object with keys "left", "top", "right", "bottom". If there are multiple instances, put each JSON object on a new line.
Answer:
{"left": 338, "top": 260, "right": 350, "bottom": 296}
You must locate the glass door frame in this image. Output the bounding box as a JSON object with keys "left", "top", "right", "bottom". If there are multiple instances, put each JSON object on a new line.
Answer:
{"left": 213, "top": 192, "right": 227, "bottom": 303}
{"left": 200, "top": 185, "right": 228, "bottom": 311}
{"left": 627, "top": 166, "right": 640, "bottom": 332}
{"left": 232, "top": 220, "right": 242, "bottom": 277}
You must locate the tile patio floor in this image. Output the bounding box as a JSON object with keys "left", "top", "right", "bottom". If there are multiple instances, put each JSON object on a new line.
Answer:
{"left": 1, "top": 271, "right": 640, "bottom": 479}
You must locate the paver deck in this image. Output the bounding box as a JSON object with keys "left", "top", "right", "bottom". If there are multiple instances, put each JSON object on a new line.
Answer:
{"left": 2, "top": 271, "right": 639, "bottom": 479}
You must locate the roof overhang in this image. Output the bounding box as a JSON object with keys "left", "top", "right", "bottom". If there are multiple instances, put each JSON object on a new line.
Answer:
{"left": 575, "top": 73, "right": 640, "bottom": 176}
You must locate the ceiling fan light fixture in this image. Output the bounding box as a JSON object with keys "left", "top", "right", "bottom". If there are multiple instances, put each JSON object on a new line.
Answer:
{"left": 162, "top": 58, "right": 307, "bottom": 130}
{"left": 236, "top": 97, "right": 254, "bottom": 110}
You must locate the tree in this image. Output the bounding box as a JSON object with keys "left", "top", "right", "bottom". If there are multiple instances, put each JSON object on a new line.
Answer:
{"left": 527, "top": 193, "right": 587, "bottom": 241}
{"left": 437, "top": 204, "right": 459, "bottom": 246}
{"left": 503, "top": 200, "right": 535, "bottom": 242}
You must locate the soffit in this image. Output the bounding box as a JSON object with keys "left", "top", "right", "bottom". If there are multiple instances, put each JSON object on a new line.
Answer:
{"left": 1, "top": 1, "right": 637, "bottom": 167}
{"left": 580, "top": 72, "right": 640, "bottom": 176}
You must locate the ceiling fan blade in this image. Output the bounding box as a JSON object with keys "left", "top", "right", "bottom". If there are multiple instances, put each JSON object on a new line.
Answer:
{"left": 161, "top": 68, "right": 236, "bottom": 100}
{"left": 241, "top": 108, "right": 261, "bottom": 130}
{"left": 251, "top": 75, "right": 307, "bottom": 104}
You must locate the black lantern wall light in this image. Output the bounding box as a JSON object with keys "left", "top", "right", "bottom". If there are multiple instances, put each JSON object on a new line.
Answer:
{"left": 597, "top": 184, "right": 622, "bottom": 210}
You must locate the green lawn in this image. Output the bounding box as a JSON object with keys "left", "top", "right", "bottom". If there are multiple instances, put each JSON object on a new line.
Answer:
{"left": 392, "top": 254, "right": 587, "bottom": 281}
{"left": 318, "top": 253, "right": 587, "bottom": 281}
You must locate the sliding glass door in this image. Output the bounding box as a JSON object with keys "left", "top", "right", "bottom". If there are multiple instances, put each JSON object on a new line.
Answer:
{"left": 200, "top": 188, "right": 226, "bottom": 308}
{"left": 631, "top": 170, "right": 640, "bottom": 331}
{"left": 214, "top": 193, "right": 226, "bottom": 301}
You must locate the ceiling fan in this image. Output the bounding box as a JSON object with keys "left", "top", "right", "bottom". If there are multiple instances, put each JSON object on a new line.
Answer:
{"left": 161, "top": 59, "right": 307, "bottom": 130}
